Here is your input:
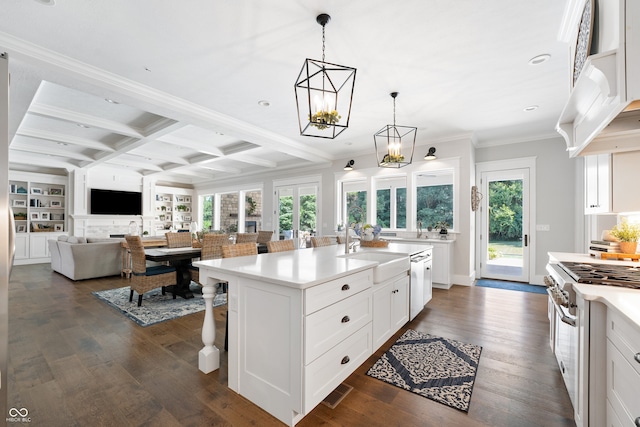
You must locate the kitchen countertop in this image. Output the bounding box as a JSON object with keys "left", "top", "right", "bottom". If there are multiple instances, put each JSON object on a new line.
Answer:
{"left": 194, "top": 243, "right": 426, "bottom": 290}
{"left": 385, "top": 236, "right": 455, "bottom": 244}
{"left": 549, "top": 252, "right": 640, "bottom": 329}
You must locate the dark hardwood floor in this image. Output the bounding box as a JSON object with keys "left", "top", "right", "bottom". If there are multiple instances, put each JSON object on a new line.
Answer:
{"left": 7, "top": 264, "right": 575, "bottom": 427}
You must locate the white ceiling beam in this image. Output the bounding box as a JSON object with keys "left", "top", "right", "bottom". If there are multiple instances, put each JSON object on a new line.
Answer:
{"left": 15, "top": 127, "right": 116, "bottom": 151}
{"left": 10, "top": 144, "right": 94, "bottom": 162}
{"left": 10, "top": 151, "right": 81, "bottom": 169}
{"left": 28, "top": 103, "right": 145, "bottom": 138}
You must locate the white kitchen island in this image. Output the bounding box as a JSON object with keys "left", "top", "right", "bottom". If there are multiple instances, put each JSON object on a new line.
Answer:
{"left": 193, "top": 244, "right": 416, "bottom": 426}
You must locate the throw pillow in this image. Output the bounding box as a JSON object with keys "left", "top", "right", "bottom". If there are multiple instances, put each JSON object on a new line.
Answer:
{"left": 58, "top": 235, "right": 69, "bottom": 242}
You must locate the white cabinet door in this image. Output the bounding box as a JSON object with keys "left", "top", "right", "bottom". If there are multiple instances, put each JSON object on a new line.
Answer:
{"left": 612, "top": 151, "right": 640, "bottom": 213}
{"left": 372, "top": 281, "right": 392, "bottom": 350}
{"left": 431, "top": 242, "right": 453, "bottom": 288}
{"left": 391, "top": 275, "right": 409, "bottom": 332}
{"left": 29, "top": 233, "right": 49, "bottom": 258}
{"left": 585, "top": 154, "right": 611, "bottom": 214}
{"left": 13, "top": 234, "right": 29, "bottom": 260}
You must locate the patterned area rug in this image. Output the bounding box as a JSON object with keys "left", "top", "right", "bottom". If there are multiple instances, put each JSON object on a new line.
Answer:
{"left": 367, "top": 329, "right": 482, "bottom": 412}
{"left": 476, "top": 279, "right": 547, "bottom": 294}
{"left": 93, "top": 284, "right": 226, "bottom": 327}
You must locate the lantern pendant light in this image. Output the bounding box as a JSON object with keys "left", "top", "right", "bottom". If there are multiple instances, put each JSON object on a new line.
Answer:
{"left": 374, "top": 92, "right": 417, "bottom": 168}
{"left": 295, "top": 13, "right": 357, "bottom": 139}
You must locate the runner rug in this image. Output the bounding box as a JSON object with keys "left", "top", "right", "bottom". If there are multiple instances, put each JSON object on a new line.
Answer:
{"left": 93, "top": 284, "right": 226, "bottom": 327}
{"left": 366, "top": 329, "right": 482, "bottom": 412}
{"left": 476, "top": 279, "right": 547, "bottom": 294}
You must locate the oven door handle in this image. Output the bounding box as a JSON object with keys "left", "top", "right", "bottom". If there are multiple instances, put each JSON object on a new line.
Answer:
{"left": 546, "top": 289, "right": 576, "bottom": 327}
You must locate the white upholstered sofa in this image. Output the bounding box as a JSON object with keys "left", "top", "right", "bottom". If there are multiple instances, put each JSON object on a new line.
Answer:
{"left": 49, "top": 236, "right": 123, "bottom": 281}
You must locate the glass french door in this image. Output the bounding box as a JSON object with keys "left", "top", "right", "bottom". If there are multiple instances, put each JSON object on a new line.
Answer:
{"left": 480, "top": 168, "right": 530, "bottom": 282}
{"left": 275, "top": 183, "right": 318, "bottom": 248}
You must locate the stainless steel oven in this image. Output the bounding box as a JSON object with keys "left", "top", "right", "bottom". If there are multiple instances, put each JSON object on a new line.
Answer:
{"left": 546, "top": 263, "right": 579, "bottom": 409}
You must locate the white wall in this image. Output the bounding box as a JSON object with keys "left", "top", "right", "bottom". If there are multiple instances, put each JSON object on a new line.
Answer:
{"left": 475, "top": 137, "right": 578, "bottom": 283}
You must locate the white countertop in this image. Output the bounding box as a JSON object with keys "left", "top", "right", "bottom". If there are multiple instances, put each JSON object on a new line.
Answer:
{"left": 385, "top": 236, "right": 455, "bottom": 244}
{"left": 194, "top": 242, "right": 427, "bottom": 290}
{"left": 549, "top": 252, "right": 640, "bottom": 329}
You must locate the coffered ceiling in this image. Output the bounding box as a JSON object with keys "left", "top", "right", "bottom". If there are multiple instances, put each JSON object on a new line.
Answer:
{"left": 1, "top": 1, "right": 571, "bottom": 186}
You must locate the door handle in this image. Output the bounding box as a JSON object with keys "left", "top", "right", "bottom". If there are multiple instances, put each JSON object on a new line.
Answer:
{"left": 524, "top": 234, "right": 528, "bottom": 247}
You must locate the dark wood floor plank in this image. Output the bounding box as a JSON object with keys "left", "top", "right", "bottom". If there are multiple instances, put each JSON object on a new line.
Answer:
{"left": 7, "top": 264, "right": 575, "bottom": 426}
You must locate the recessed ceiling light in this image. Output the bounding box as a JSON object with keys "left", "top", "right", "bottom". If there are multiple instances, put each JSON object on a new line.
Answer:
{"left": 523, "top": 105, "right": 539, "bottom": 112}
{"left": 258, "top": 100, "right": 270, "bottom": 107}
{"left": 566, "top": 146, "right": 578, "bottom": 152}
{"left": 76, "top": 123, "right": 90, "bottom": 128}
{"left": 104, "top": 98, "right": 119, "bottom": 104}
{"left": 33, "top": 0, "right": 55, "bottom": 5}
{"left": 529, "top": 54, "right": 551, "bottom": 65}
{"left": 57, "top": 142, "right": 68, "bottom": 146}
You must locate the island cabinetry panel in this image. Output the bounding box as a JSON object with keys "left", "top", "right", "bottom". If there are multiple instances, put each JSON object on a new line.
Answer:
{"left": 606, "top": 309, "right": 640, "bottom": 426}
{"left": 233, "top": 268, "right": 373, "bottom": 426}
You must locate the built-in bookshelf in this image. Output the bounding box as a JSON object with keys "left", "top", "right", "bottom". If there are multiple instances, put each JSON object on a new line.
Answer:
{"left": 154, "top": 188, "right": 193, "bottom": 233}
{"left": 9, "top": 180, "right": 66, "bottom": 233}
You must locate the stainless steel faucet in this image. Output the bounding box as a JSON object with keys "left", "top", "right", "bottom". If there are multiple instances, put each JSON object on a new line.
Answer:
{"left": 416, "top": 220, "right": 423, "bottom": 238}
{"left": 345, "top": 205, "right": 365, "bottom": 254}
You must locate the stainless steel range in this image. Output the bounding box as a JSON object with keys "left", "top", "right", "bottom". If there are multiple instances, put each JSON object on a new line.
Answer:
{"left": 545, "top": 260, "right": 640, "bottom": 427}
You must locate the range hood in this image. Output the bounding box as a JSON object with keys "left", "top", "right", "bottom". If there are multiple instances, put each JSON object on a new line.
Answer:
{"left": 556, "top": 0, "right": 640, "bottom": 157}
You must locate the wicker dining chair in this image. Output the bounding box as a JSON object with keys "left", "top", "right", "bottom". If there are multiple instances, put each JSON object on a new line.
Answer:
{"left": 222, "top": 242, "right": 258, "bottom": 258}
{"left": 256, "top": 230, "right": 274, "bottom": 244}
{"left": 189, "top": 233, "right": 230, "bottom": 284}
{"left": 165, "top": 231, "right": 193, "bottom": 248}
{"left": 310, "top": 236, "right": 333, "bottom": 247}
{"left": 125, "top": 235, "right": 176, "bottom": 306}
{"left": 266, "top": 239, "right": 295, "bottom": 253}
{"left": 235, "top": 233, "right": 258, "bottom": 243}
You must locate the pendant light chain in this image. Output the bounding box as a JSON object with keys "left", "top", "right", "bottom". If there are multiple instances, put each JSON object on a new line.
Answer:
{"left": 393, "top": 96, "right": 396, "bottom": 127}
{"left": 322, "top": 23, "right": 326, "bottom": 63}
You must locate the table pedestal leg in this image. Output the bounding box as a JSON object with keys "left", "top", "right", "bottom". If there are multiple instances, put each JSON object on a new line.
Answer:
{"left": 199, "top": 284, "right": 220, "bottom": 373}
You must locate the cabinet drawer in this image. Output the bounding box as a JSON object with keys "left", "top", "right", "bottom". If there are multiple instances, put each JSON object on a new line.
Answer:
{"left": 305, "top": 270, "right": 372, "bottom": 315}
{"left": 607, "top": 309, "right": 640, "bottom": 377}
{"left": 607, "top": 339, "right": 640, "bottom": 425}
{"left": 606, "top": 399, "right": 628, "bottom": 427}
{"left": 305, "top": 289, "right": 372, "bottom": 364}
{"left": 304, "top": 324, "right": 371, "bottom": 413}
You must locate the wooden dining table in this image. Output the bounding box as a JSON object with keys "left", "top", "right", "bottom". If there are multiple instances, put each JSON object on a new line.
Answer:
{"left": 144, "top": 247, "right": 201, "bottom": 299}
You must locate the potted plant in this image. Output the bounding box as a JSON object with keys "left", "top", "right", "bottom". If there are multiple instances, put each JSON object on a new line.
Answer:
{"left": 610, "top": 219, "right": 640, "bottom": 254}
{"left": 176, "top": 204, "right": 187, "bottom": 212}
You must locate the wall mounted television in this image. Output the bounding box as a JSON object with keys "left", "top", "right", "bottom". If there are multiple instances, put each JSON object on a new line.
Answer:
{"left": 90, "top": 188, "right": 142, "bottom": 215}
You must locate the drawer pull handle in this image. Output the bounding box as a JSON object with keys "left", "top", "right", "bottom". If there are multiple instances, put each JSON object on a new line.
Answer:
{"left": 341, "top": 315, "right": 350, "bottom": 323}
{"left": 635, "top": 353, "right": 640, "bottom": 364}
{"left": 635, "top": 417, "right": 640, "bottom": 427}
{"left": 341, "top": 356, "right": 350, "bottom": 365}
{"left": 341, "top": 284, "right": 350, "bottom": 291}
